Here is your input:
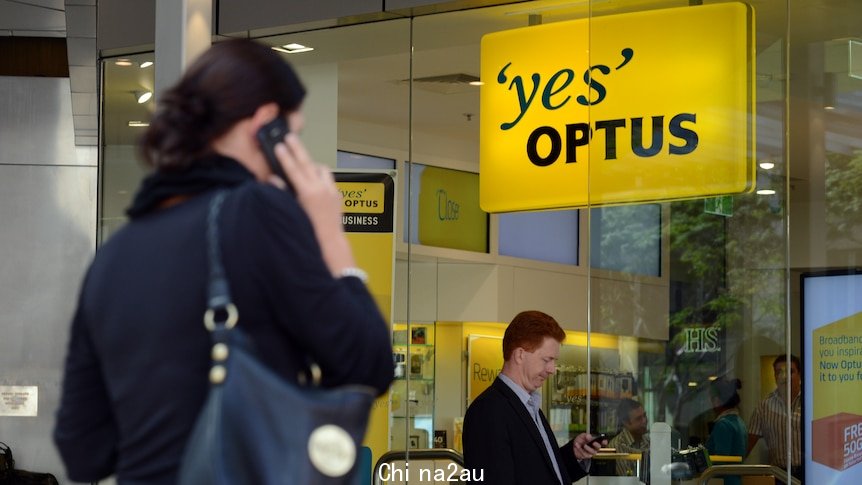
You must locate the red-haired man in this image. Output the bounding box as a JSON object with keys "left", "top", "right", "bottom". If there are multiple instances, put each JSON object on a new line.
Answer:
{"left": 463, "top": 310, "right": 604, "bottom": 485}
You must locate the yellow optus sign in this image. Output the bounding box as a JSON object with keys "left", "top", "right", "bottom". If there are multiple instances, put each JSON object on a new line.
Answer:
{"left": 480, "top": 2, "right": 755, "bottom": 212}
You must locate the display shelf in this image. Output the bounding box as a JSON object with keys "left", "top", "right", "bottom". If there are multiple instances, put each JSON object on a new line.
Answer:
{"left": 390, "top": 324, "right": 436, "bottom": 450}
{"left": 548, "top": 366, "right": 638, "bottom": 444}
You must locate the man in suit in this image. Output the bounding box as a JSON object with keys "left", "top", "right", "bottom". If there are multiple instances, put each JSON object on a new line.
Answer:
{"left": 463, "top": 310, "right": 605, "bottom": 484}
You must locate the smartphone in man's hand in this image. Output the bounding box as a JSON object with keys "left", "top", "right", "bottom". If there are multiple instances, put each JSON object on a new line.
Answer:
{"left": 587, "top": 433, "right": 609, "bottom": 447}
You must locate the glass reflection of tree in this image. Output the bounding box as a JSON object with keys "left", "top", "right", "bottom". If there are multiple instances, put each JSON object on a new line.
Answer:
{"left": 657, "top": 184, "right": 786, "bottom": 446}
{"left": 590, "top": 205, "right": 661, "bottom": 338}
{"left": 587, "top": 182, "right": 786, "bottom": 445}
{"left": 662, "top": 199, "right": 735, "bottom": 445}
{"left": 591, "top": 205, "right": 661, "bottom": 276}
{"left": 826, "top": 150, "right": 862, "bottom": 248}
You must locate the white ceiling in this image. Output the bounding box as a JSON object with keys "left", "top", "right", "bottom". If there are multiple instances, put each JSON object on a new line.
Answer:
{"left": 0, "top": 0, "right": 66, "bottom": 37}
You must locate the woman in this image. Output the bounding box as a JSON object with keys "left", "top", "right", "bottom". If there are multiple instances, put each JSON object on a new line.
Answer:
{"left": 53, "top": 39, "right": 394, "bottom": 484}
{"left": 706, "top": 378, "right": 747, "bottom": 485}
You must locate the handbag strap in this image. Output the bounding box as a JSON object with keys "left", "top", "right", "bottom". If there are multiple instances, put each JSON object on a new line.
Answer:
{"left": 202, "top": 188, "right": 323, "bottom": 386}
{"left": 203, "top": 190, "right": 238, "bottom": 333}
{"left": 202, "top": 190, "right": 236, "bottom": 386}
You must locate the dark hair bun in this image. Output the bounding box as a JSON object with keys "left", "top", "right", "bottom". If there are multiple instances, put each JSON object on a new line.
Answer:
{"left": 161, "top": 90, "right": 211, "bottom": 130}
{"left": 141, "top": 90, "right": 213, "bottom": 170}
{"left": 139, "top": 39, "right": 306, "bottom": 170}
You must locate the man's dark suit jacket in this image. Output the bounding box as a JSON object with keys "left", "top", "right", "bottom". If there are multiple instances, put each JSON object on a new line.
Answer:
{"left": 463, "top": 377, "right": 587, "bottom": 485}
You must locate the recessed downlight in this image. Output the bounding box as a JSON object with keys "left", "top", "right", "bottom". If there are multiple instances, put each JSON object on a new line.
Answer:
{"left": 272, "top": 43, "right": 314, "bottom": 54}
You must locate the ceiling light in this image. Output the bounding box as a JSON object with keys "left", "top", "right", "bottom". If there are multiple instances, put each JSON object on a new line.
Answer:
{"left": 469, "top": 81, "right": 484, "bottom": 86}
{"left": 687, "top": 382, "right": 698, "bottom": 387}
{"left": 139, "top": 61, "right": 153, "bottom": 68}
{"left": 759, "top": 161, "right": 775, "bottom": 170}
{"left": 708, "top": 376, "right": 718, "bottom": 381}
{"left": 756, "top": 189, "right": 776, "bottom": 195}
{"left": 128, "top": 121, "right": 149, "bottom": 127}
{"left": 134, "top": 90, "right": 153, "bottom": 104}
{"left": 115, "top": 59, "right": 133, "bottom": 66}
{"left": 274, "top": 43, "right": 314, "bottom": 54}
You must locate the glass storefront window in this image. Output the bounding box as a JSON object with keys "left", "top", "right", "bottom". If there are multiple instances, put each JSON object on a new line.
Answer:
{"left": 100, "top": 53, "right": 155, "bottom": 242}
{"left": 94, "top": 1, "right": 862, "bottom": 483}
{"left": 591, "top": 205, "right": 662, "bottom": 277}
{"left": 499, "top": 210, "right": 580, "bottom": 265}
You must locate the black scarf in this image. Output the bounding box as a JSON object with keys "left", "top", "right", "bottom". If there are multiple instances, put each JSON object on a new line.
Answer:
{"left": 126, "top": 154, "right": 254, "bottom": 218}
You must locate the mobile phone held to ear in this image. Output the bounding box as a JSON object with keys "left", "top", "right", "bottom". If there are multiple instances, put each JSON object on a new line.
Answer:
{"left": 256, "top": 116, "right": 293, "bottom": 192}
{"left": 587, "top": 433, "right": 609, "bottom": 447}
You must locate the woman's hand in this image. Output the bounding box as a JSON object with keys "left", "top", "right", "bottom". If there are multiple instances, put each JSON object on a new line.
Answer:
{"left": 271, "top": 134, "right": 356, "bottom": 277}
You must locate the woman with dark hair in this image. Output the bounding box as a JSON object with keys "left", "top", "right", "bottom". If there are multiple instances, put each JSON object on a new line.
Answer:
{"left": 706, "top": 378, "right": 747, "bottom": 485}
{"left": 53, "top": 39, "right": 393, "bottom": 484}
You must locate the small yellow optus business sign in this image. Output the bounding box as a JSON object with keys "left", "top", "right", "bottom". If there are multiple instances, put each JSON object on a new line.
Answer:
{"left": 338, "top": 182, "right": 385, "bottom": 214}
{"left": 479, "top": 2, "right": 755, "bottom": 212}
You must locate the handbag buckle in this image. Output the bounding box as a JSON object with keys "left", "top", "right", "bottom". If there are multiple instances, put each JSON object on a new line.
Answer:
{"left": 203, "top": 303, "right": 239, "bottom": 331}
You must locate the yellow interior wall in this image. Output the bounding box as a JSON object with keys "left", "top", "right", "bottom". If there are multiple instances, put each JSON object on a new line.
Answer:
{"left": 461, "top": 321, "right": 620, "bottom": 350}
{"left": 346, "top": 230, "right": 394, "bottom": 468}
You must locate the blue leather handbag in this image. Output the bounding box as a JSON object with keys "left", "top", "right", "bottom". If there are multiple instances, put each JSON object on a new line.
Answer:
{"left": 177, "top": 191, "right": 376, "bottom": 485}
